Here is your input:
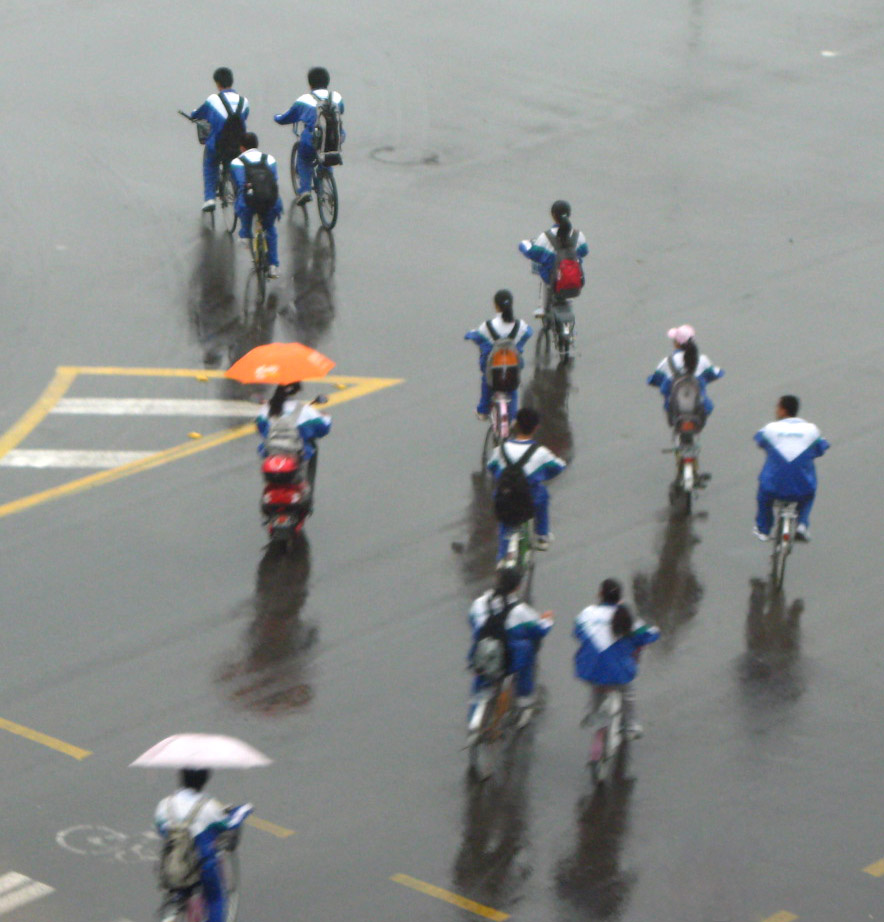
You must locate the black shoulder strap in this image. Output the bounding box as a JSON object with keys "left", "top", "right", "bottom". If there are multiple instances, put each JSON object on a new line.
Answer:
{"left": 219, "top": 92, "right": 233, "bottom": 118}
{"left": 667, "top": 353, "right": 679, "bottom": 377}
{"left": 259, "top": 153, "right": 267, "bottom": 168}
{"left": 235, "top": 96, "right": 244, "bottom": 117}
{"left": 501, "top": 441, "right": 539, "bottom": 470}
{"left": 486, "top": 319, "right": 499, "bottom": 341}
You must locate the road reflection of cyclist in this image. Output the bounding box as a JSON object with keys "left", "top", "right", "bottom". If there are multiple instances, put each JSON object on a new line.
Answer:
{"left": 453, "top": 471, "right": 500, "bottom": 589}
{"left": 283, "top": 223, "right": 336, "bottom": 348}
{"left": 217, "top": 536, "right": 318, "bottom": 713}
{"left": 188, "top": 227, "right": 238, "bottom": 367}
{"left": 554, "top": 777, "right": 637, "bottom": 919}
{"left": 522, "top": 361, "right": 573, "bottom": 465}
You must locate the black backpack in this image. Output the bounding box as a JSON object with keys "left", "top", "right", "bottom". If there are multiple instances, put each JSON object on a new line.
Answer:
{"left": 666, "top": 356, "right": 707, "bottom": 431}
{"left": 494, "top": 443, "right": 539, "bottom": 526}
{"left": 311, "top": 92, "right": 342, "bottom": 166}
{"left": 216, "top": 93, "right": 245, "bottom": 163}
{"left": 242, "top": 154, "right": 279, "bottom": 214}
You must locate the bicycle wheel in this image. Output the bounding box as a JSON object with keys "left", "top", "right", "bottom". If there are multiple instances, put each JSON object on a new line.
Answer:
{"left": 535, "top": 320, "right": 551, "bottom": 363}
{"left": 476, "top": 682, "right": 511, "bottom": 781}
{"left": 252, "top": 229, "right": 267, "bottom": 305}
{"left": 772, "top": 529, "right": 789, "bottom": 590}
{"left": 519, "top": 521, "right": 535, "bottom": 601}
{"left": 219, "top": 849, "right": 240, "bottom": 922}
{"left": 219, "top": 166, "right": 238, "bottom": 234}
{"left": 289, "top": 142, "right": 300, "bottom": 196}
{"left": 481, "top": 424, "right": 495, "bottom": 469}
{"left": 315, "top": 167, "right": 338, "bottom": 229}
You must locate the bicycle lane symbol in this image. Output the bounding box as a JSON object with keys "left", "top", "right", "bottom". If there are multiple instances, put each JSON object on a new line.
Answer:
{"left": 56, "top": 824, "right": 160, "bottom": 863}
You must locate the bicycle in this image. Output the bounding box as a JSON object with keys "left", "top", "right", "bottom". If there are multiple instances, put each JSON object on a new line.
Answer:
{"left": 532, "top": 272, "right": 575, "bottom": 364}
{"left": 481, "top": 391, "right": 513, "bottom": 469}
{"left": 498, "top": 517, "right": 535, "bottom": 600}
{"left": 664, "top": 420, "right": 710, "bottom": 515}
{"left": 290, "top": 141, "right": 338, "bottom": 229}
{"left": 466, "top": 673, "right": 516, "bottom": 781}
{"left": 158, "top": 828, "right": 241, "bottom": 922}
{"left": 248, "top": 215, "right": 269, "bottom": 305}
{"left": 582, "top": 686, "right": 624, "bottom": 787}
{"left": 770, "top": 500, "right": 799, "bottom": 590}
{"left": 178, "top": 111, "right": 238, "bottom": 233}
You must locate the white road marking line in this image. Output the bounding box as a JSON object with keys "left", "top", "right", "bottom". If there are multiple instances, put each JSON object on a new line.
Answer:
{"left": 52, "top": 398, "right": 257, "bottom": 417}
{"left": 0, "top": 872, "right": 54, "bottom": 915}
{"left": 1, "top": 450, "right": 155, "bottom": 469}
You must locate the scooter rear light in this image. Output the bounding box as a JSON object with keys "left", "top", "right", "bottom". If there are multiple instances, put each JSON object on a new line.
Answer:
{"left": 679, "top": 420, "right": 696, "bottom": 432}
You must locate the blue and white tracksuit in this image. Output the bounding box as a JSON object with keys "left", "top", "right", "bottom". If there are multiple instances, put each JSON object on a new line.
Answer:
{"left": 464, "top": 317, "right": 532, "bottom": 417}
{"left": 256, "top": 398, "right": 331, "bottom": 460}
{"left": 573, "top": 603, "right": 659, "bottom": 725}
{"left": 274, "top": 90, "right": 345, "bottom": 195}
{"left": 469, "top": 590, "right": 553, "bottom": 702}
{"left": 519, "top": 226, "right": 589, "bottom": 286}
{"left": 230, "top": 149, "right": 284, "bottom": 268}
{"left": 155, "top": 789, "right": 252, "bottom": 922}
{"left": 487, "top": 438, "right": 566, "bottom": 555}
{"left": 754, "top": 416, "right": 829, "bottom": 534}
{"left": 647, "top": 350, "right": 724, "bottom": 416}
{"left": 191, "top": 90, "right": 250, "bottom": 202}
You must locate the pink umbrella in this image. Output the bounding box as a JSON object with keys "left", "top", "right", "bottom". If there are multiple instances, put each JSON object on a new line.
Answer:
{"left": 130, "top": 734, "right": 272, "bottom": 769}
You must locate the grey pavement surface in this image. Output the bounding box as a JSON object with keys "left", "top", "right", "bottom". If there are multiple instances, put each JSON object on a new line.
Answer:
{"left": 1, "top": 0, "right": 883, "bottom": 920}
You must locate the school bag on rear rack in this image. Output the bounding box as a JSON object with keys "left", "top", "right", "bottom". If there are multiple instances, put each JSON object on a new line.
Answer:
{"left": 312, "top": 91, "right": 343, "bottom": 166}
{"left": 666, "top": 357, "right": 706, "bottom": 432}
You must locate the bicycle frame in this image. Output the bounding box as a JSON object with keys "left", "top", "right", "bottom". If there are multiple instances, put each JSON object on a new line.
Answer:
{"left": 771, "top": 500, "right": 799, "bottom": 589}
{"left": 585, "top": 687, "right": 623, "bottom": 785}
{"left": 467, "top": 674, "right": 515, "bottom": 780}
{"left": 482, "top": 391, "right": 512, "bottom": 468}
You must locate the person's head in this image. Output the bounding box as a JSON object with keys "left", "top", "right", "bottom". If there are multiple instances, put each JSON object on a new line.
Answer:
{"left": 515, "top": 406, "right": 540, "bottom": 437}
{"left": 599, "top": 577, "right": 622, "bottom": 605}
{"left": 180, "top": 768, "right": 210, "bottom": 791}
{"left": 213, "top": 67, "right": 234, "bottom": 90}
{"left": 778, "top": 394, "right": 799, "bottom": 419}
{"left": 668, "top": 324, "right": 696, "bottom": 348}
{"left": 268, "top": 382, "right": 301, "bottom": 417}
{"left": 494, "top": 565, "right": 523, "bottom": 597}
{"left": 611, "top": 603, "right": 634, "bottom": 638}
{"left": 682, "top": 339, "right": 699, "bottom": 375}
{"left": 551, "top": 199, "right": 572, "bottom": 245}
{"left": 240, "top": 131, "right": 258, "bottom": 152}
{"left": 308, "top": 67, "right": 330, "bottom": 90}
{"left": 493, "top": 288, "right": 514, "bottom": 323}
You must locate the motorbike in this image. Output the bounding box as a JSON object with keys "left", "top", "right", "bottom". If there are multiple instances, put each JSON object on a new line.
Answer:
{"left": 260, "top": 451, "right": 312, "bottom": 546}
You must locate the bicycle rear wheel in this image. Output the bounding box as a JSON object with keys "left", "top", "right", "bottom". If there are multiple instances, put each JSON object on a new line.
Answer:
{"left": 290, "top": 142, "right": 300, "bottom": 196}
{"left": 219, "top": 848, "right": 240, "bottom": 922}
{"left": 252, "top": 232, "right": 267, "bottom": 305}
{"left": 219, "top": 166, "right": 238, "bottom": 233}
{"left": 535, "top": 320, "right": 551, "bottom": 363}
{"left": 481, "top": 424, "right": 495, "bottom": 469}
{"left": 315, "top": 168, "right": 338, "bottom": 229}
{"left": 476, "top": 682, "right": 511, "bottom": 781}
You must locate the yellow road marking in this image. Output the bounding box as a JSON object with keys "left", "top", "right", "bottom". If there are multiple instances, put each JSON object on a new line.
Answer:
{"left": 0, "top": 367, "right": 403, "bottom": 521}
{"left": 762, "top": 913, "right": 798, "bottom": 922}
{"left": 246, "top": 815, "right": 295, "bottom": 838}
{"left": 0, "top": 367, "right": 77, "bottom": 461}
{"left": 863, "top": 857, "right": 884, "bottom": 877}
{"left": 391, "top": 873, "right": 509, "bottom": 921}
{"left": 0, "top": 716, "right": 91, "bottom": 760}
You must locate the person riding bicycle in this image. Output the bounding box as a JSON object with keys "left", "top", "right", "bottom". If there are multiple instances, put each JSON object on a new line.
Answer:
{"left": 573, "top": 578, "right": 659, "bottom": 740}
{"left": 274, "top": 67, "right": 345, "bottom": 205}
{"left": 468, "top": 566, "right": 554, "bottom": 727}
{"left": 465, "top": 289, "right": 533, "bottom": 422}
{"left": 753, "top": 394, "right": 829, "bottom": 542}
{"left": 230, "top": 132, "right": 283, "bottom": 279}
{"left": 155, "top": 768, "right": 252, "bottom": 922}
{"left": 256, "top": 382, "right": 331, "bottom": 488}
{"left": 189, "top": 67, "right": 250, "bottom": 213}
{"left": 487, "top": 407, "right": 566, "bottom": 554}
{"left": 647, "top": 324, "right": 724, "bottom": 422}
{"left": 519, "top": 200, "right": 588, "bottom": 318}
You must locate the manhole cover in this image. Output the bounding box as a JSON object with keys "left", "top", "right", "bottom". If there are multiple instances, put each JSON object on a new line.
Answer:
{"left": 370, "top": 146, "right": 440, "bottom": 166}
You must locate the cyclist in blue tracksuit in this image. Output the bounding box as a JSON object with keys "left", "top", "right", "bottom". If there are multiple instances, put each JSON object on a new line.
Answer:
{"left": 574, "top": 578, "right": 659, "bottom": 739}
{"left": 155, "top": 769, "right": 252, "bottom": 922}
{"left": 464, "top": 289, "right": 532, "bottom": 420}
{"left": 229, "top": 133, "right": 284, "bottom": 278}
{"left": 753, "top": 394, "right": 829, "bottom": 541}
{"left": 468, "top": 567, "right": 554, "bottom": 723}
{"left": 190, "top": 67, "right": 250, "bottom": 212}
{"left": 274, "top": 67, "right": 345, "bottom": 205}
{"left": 647, "top": 324, "right": 724, "bottom": 418}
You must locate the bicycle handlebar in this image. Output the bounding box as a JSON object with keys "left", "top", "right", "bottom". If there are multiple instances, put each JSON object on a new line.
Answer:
{"left": 178, "top": 109, "right": 195, "bottom": 121}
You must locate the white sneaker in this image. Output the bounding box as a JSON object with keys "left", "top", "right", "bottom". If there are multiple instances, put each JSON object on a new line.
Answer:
{"left": 752, "top": 526, "right": 770, "bottom": 542}
{"left": 535, "top": 533, "right": 553, "bottom": 551}
{"left": 795, "top": 524, "right": 810, "bottom": 542}
{"left": 533, "top": 308, "right": 546, "bottom": 319}
{"left": 516, "top": 706, "right": 534, "bottom": 729}
{"left": 267, "top": 265, "right": 280, "bottom": 279}
{"left": 295, "top": 192, "right": 312, "bottom": 206}
{"left": 624, "top": 721, "right": 643, "bottom": 740}
{"left": 202, "top": 199, "right": 216, "bottom": 212}
{"left": 238, "top": 236, "right": 251, "bottom": 248}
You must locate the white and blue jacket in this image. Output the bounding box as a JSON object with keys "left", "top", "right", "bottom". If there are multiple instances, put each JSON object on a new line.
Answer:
{"left": 256, "top": 398, "right": 331, "bottom": 460}
{"left": 647, "top": 349, "right": 724, "bottom": 413}
{"left": 155, "top": 788, "right": 252, "bottom": 864}
{"left": 755, "top": 416, "right": 829, "bottom": 497}
{"left": 464, "top": 317, "right": 532, "bottom": 372}
{"left": 469, "top": 590, "right": 553, "bottom": 673}
{"left": 229, "top": 148, "right": 283, "bottom": 215}
{"left": 274, "top": 89, "right": 345, "bottom": 149}
{"left": 519, "top": 225, "right": 589, "bottom": 285}
{"left": 486, "top": 438, "right": 566, "bottom": 486}
{"left": 191, "top": 90, "right": 250, "bottom": 154}
{"left": 574, "top": 604, "right": 659, "bottom": 685}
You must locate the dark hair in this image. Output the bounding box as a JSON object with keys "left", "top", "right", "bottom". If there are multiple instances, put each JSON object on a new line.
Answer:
{"left": 180, "top": 768, "right": 210, "bottom": 791}
{"left": 213, "top": 67, "right": 234, "bottom": 89}
{"left": 494, "top": 566, "right": 523, "bottom": 598}
{"left": 599, "top": 578, "right": 622, "bottom": 605}
{"left": 515, "top": 406, "right": 540, "bottom": 436}
{"left": 551, "top": 199, "right": 571, "bottom": 222}
{"left": 268, "top": 382, "right": 302, "bottom": 417}
{"left": 681, "top": 339, "right": 699, "bottom": 375}
{"left": 555, "top": 217, "right": 573, "bottom": 247}
{"left": 241, "top": 131, "right": 258, "bottom": 150}
{"left": 308, "top": 67, "right": 330, "bottom": 90}
{"left": 494, "top": 289, "right": 514, "bottom": 323}
{"left": 611, "top": 603, "right": 634, "bottom": 638}
{"left": 780, "top": 394, "right": 799, "bottom": 417}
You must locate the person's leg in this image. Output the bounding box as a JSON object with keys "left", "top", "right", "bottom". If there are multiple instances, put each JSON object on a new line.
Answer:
{"left": 497, "top": 522, "right": 511, "bottom": 560}
{"left": 265, "top": 214, "right": 280, "bottom": 267}
{"left": 507, "top": 389, "right": 518, "bottom": 419}
{"left": 238, "top": 208, "right": 253, "bottom": 241}
{"left": 296, "top": 144, "right": 316, "bottom": 196}
{"left": 796, "top": 493, "right": 815, "bottom": 528}
{"left": 202, "top": 149, "right": 219, "bottom": 204}
{"left": 200, "top": 860, "right": 225, "bottom": 922}
{"left": 755, "top": 486, "right": 775, "bottom": 534}
{"left": 532, "top": 484, "right": 550, "bottom": 539}
{"left": 477, "top": 378, "right": 491, "bottom": 416}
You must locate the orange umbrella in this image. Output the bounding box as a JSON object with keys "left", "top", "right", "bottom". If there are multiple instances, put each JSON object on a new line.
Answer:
{"left": 225, "top": 342, "right": 335, "bottom": 385}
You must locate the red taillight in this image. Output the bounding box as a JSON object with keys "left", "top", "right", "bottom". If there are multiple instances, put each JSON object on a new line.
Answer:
{"left": 782, "top": 532, "right": 791, "bottom": 542}
{"left": 680, "top": 420, "right": 696, "bottom": 432}
{"left": 683, "top": 456, "right": 696, "bottom": 464}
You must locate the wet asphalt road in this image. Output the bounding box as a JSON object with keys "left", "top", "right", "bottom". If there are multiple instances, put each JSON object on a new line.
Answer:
{"left": 1, "top": 0, "right": 883, "bottom": 920}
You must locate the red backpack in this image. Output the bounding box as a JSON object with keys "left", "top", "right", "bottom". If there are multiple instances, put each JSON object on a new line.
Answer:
{"left": 551, "top": 229, "right": 584, "bottom": 298}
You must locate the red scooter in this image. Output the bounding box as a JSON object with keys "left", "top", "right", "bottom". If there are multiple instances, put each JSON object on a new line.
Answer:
{"left": 261, "top": 452, "right": 312, "bottom": 547}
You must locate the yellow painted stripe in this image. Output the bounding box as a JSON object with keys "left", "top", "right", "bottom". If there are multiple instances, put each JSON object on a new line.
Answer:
{"left": 863, "top": 857, "right": 884, "bottom": 877}
{"left": 0, "top": 367, "right": 77, "bottom": 461}
{"left": 391, "top": 874, "right": 509, "bottom": 921}
{"left": 762, "top": 912, "right": 798, "bottom": 922}
{"left": 245, "top": 815, "right": 295, "bottom": 838}
{"left": 0, "top": 716, "right": 91, "bottom": 760}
